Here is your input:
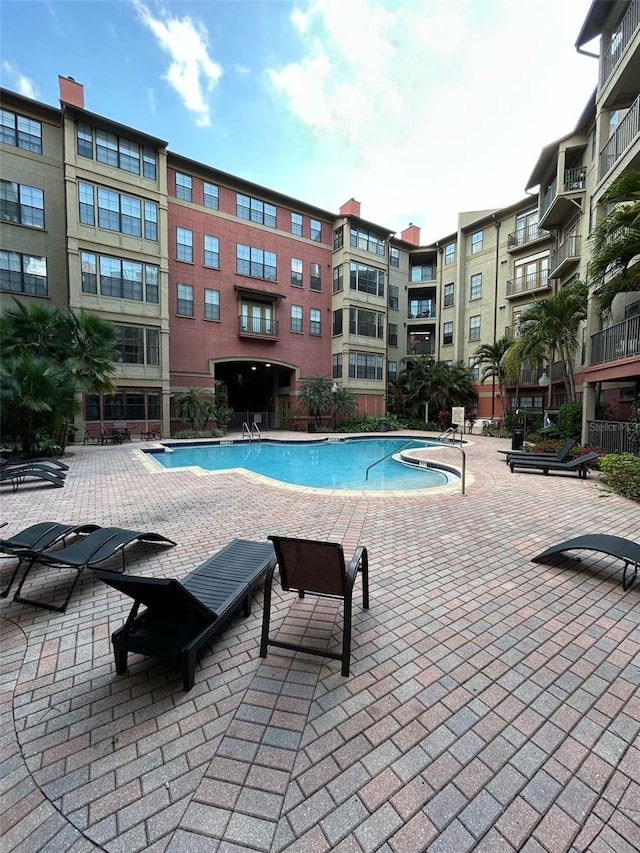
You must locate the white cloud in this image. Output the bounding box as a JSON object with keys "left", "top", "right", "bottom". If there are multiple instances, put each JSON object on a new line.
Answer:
{"left": 2, "top": 61, "right": 38, "bottom": 100}
{"left": 134, "top": 1, "right": 222, "bottom": 128}
{"left": 268, "top": 0, "right": 597, "bottom": 238}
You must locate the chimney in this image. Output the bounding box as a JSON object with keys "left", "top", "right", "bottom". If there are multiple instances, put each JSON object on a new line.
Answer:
{"left": 401, "top": 223, "right": 421, "bottom": 246}
{"left": 58, "top": 75, "right": 85, "bottom": 109}
{"left": 339, "top": 198, "right": 361, "bottom": 218}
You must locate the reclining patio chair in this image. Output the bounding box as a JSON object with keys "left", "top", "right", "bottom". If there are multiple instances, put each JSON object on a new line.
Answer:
{"left": 498, "top": 437, "right": 577, "bottom": 465}
{"left": 96, "top": 538, "right": 276, "bottom": 690}
{"left": 1, "top": 456, "right": 69, "bottom": 471}
{"left": 12, "top": 526, "right": 177, "bottom": 613}
{"left": 532, "top": 534, "right": 640, "bottom": 591}
{"left": 260, "top": 535, "right": 369, "bottom": 676}
{"left": 509, "top": 451, "right": 600, "bottom": 478}
{"left": 1, "top": 465, "right": 66, "bottom": 492}
{"left": 0, "top": 521, "right": 101, "bottom": 598}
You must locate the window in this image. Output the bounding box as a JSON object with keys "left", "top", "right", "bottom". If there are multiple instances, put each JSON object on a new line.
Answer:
{"left": 410, "top": 264, "right": 435, "bottom": 282}
{"left": 349, "top": 262, "right": 384, "bottom": 297}
{"left": 444, "top": 282, "right": 454, "bottom": 307}
{"left": 333, "top": 265, "right": 343, "bottom": 293}
{"left": 237, "top": 194, "right": 276, "bottom": 227}
{"left": 88, "top": 254, "right": 159, "bottom": 301}
{"left": 96, "top": 129, "right": 140, "bottom": 173}
{"left": 291, "top": 258, "right": 303, "bottom": 287}
{"left": 236, "top": 244, "right": 277, "bottom": 280}
{"left": 89, "top": 388, "right": 161, "bottom": 421}
{"left": 333, "top": 309, "right": 343, "bottom": 335}
{"left": 0, "top": 250, "right": 47, "bottom": 295}
{"left": 291, "top": 304, "right": 303, "bottom": 333}
{"left": 468, "top": 357, "right": 480, "bottom": 381}
{"left": 203, "top": 181, "right": 219, "bottom": 210}
{"left": 471, "top": 230, "right": 484, "bottom": 253}
{"left": 176, "top": 227, "right": 193, "bottom": 262}
{"left": 143, "top": 148, "right": 157, "bottom": 180}
{"left": 470, "top": 273, "right": 482, "bottom": 300}
{"left": 349, "top": 307, "right": 384, "bottom": 339}
{"left": 310, "top": 308, "right": 321, "bottom": 335}
{"left": 513, "top": 208, "right": 540, "bottom": 246}
{"left": 240, "top": 302, "right": 273, "bottom": 334}
{"left": 203, "top": 234, "right": 219, "bottom": 267}
{"left": 349, "top": 352, "right": 383, "bottom": 380}
{"left": 1, "top": 109, "right": 42, "bottom": 153}
{"left": 291, "top": 212, "right": 303, "bottom": 236}
{"left": 513, "top": 257, "right": 549, "bottom": 293}
{"left": 444, "top": 243, "right": 455, "bottom": 265}
{"left": 389, "top": 247, "right": 400, "bottom": 267}
{"left": 1, "top": 181, "right": 44, "bottom": 228}
{"left": 113, "top": 328, "right": 160, "bottom": 366}
{"left": 469, "top": 315, "right": 481, "bottom": 341}
{"left": 443, "top": 321, "right": 453, "bottom": 345}
{"left": 350, "top": 226, "right": 385, "bottom": 256}
{"left": 388, "top": 323, "right": 398, "bottom": 347}
{"left": 78, "top": 181, "right": 158, "bottom": 240}
{"left": 310, "top": 218, "right": 322, "bottom": 241}
{"left": 310, "top": 262, "right": 321, "bottom": 291}
{"left": 204, "top": 288, "right": 220, "bottom": 320}
{"left": 333, "top": 226, "right": 344, "bottom": 250}
{"left": 175, "top": 172, "right": 192, "bottom": 201}
{"left": 332, "top": 353, "right": 342, "bottom": 378}
{"left": 177, "top": 283, "right": 194, "bottom": 316}
{"left": 388, "top": 360, "right": 397, "bottom": 383}
{"left": 77, "top": 123, "right": 93, "bottom": 158}
{"left": 388, "top": 285, "right": 399, "bottom": 309}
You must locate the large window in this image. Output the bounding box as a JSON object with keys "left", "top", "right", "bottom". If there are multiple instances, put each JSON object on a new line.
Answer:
{"left": 203, "top": 234, "right": 219, "bottom": 267}
{"left": 177, "top": 283, "right": 194, "bottom": 316}
{"left": 291, "top": 212, "right": 303, "bottom": 236}
{"left": 1, "top": 181, "right": 44, "bottom": 228}
{"left": 470, "top": 273, "right": 482, "bottom": 300}
{"left": 310, "top": 218, "right": 322, "bottom": 241}
{"left": 349, "top": 352, "right": 383, "bottom": 380}
{"left": 203, "top": 182, "right": 219, "bottom": 210}
{"left": 310, "top": 262, "right": 321, "bottom": 291}
{"left": 444, "top": 243, "right": 456, "bottom": 265}
{"left": 469, "top": 315, "right": 481, "bottom": 341}
{"left": 0, "top": 251, "right": 47, "bottom": 295}
{"left": 349, "top": 262, "right": 384, "bottom": 297}
{"left": 291, "top": 258, "right": 303, "bottom": 287}
{"left": 471, "top": 230, "right": 484, "bottom": 253}
{"left": 81, "top": 251, "right": 159, "bottom": 302}
{"left": 237, "top": 194, "right": 276, "bottom": 227}
{"left": 349, "top": 307, "right": 384, "bottom": 339}
{"left": 310, "top": 308, "right": 321, "bottom": 335}
{"left": 114, "top": 326, "right": 160, "bottom": 365}
{"left": 443, "top": 321, "right": 453, "bottom": 345}
{"left": 204, "top": 288, "right": 220, "bottom": 320}
{"left": 86, "top": 389, "right": 161, "bottom": 421}
{"left": 236, "top": 244, "right": 277, "bottom": 280}
{"left": 1, "top": 109, "right": 42, "bottom": 153}
{"left": 76, "top": 123, "right": 157, "bottom": 178}
{"left": 410, "top": 263, "right": 435, "bottom": 282}
{"left": 176, "top": 227, "right": 193, "bottom": 262}
{"left": 175, "top": 172, "right": 192, "bottom": 201}
{"left": 78, "top": 181, "right": 158, "bottom": 240}
{"left": 291, "top": 304, "right": 303, "bottom": 333}
{"left": 350, "top": 226, "right": 385, "bottom": 256}
{"left": 333, "top": 265, "right": 343, "bottom": 293}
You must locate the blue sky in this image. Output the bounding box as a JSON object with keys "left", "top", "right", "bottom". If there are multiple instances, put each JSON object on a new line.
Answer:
{"left": 2, "top": 0, "right": 597, "bottom": 239}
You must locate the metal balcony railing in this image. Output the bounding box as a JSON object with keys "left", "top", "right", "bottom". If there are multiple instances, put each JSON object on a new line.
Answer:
{"left": 506, "top": 271, "right": 551, "bottom": 297}
{"left": 590, "top": 315, "right": 640, "bottom": 364}
{"left": 507, "top": 224, "right": 551, "bottom": 249}
{"left": 408, "top": 301, "right": 435, "bottom": 319}
{"left": 540, "top": 169, "right": 586, "bottom": 219}
{"left": 407, "top": 341, "right": 434, "bottom": 356}
{"left": 237, "top": 317, "right": 279, "bottom": 337}
{"left": 600, "top": 95, "right": 640, "bottom": 178}
{"left": 549, "top": 235, "right": 581, "bottom": 276}
{"left": 600, "top": 0, "right": 640, "bottom": 88}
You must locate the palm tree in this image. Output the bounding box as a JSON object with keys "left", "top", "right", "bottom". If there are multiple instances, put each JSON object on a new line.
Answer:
{"left": 396, "top": 356, "right": 475, "bottom": 421}
{"left": 298, "top": 376, "right": 335, "bottom": 430}
{"left": 589, "top": 169, "right": 640, "bottom": 318}
{"left": 174, "top": 387, "right": 215, "bottom": 430}
{"left": 475, "top": 338, "right": 513, "bottom": 422}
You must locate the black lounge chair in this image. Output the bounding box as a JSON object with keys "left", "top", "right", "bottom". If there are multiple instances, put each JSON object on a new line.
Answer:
{"left": 12, "top": 526, "right": 177, "bottom": 613}
{"left": 96, "top": 538, "right": 276, "bottom": 690}
{"left": 498, "top": 437, "right": 577, "bottom": 465}
{"left": 509, "top": 451, "right": 600, "bottom": 478}
{"left": 1, "top": 456, "right": 69, "bottom": 471}
{"left": 1, "top": 466, "right": 66, "bottom": 492}
{"left": 532, "top": 534, "right": 640, "bottom": 591}
{"left": 260, "top": 535, "right": 369, "bottom": 676}
{"left": 0, "top": 521, "right": 101, "bottom": 598}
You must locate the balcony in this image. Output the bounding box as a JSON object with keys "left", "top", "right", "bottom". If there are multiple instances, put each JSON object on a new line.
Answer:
{"left": 548, "top": 235, "right": 581, "bottom": 279}
{"left": 600, "top": 0, "right": 640, "bottom": 90}
{"left": 237, "top": 316, "right": 279, "bottom": 340}
{"left": 600, "top": 95, "right": 640, "bottom": 178}
{"left": 539, "top": 167, "right": 586, "bottom": 229}
{"left": 507, "top": 224, "right": 551, "bottom": 251}
{"left": 407, "top": 339, "right": 434, "bottom": 357}
{"left": 506, "top": 271, "right": 552, "bottom": 299}
{"left": 408, "top": 299, "right": 436, "bottom": 320}
{"left": 590, "top": 315, "right": 640, "bottom": 364}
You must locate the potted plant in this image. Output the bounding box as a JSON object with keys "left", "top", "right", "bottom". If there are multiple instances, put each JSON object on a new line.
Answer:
{"left": 214, "top": 404, "right": 233, "bottom": 433}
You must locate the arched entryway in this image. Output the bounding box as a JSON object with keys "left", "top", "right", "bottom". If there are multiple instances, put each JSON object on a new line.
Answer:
{"left": 211, "top": 359, "right": 297, "bottom": 430}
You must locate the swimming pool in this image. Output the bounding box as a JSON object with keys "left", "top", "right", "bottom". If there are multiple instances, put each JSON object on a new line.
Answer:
{"left": 146, "top": 437, "right": 460, "bottom": 492}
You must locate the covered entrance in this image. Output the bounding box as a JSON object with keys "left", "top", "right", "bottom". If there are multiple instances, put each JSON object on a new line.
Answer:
{"left": 212, "top": 360, "right": 296, "bottom": 430}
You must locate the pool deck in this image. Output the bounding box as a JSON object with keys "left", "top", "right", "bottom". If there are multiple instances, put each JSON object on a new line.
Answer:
{"left": 1, "top": 431, "right": 638, "bottom": 853}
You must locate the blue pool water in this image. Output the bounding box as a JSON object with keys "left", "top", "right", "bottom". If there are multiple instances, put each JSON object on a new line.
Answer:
{"left": 147, "top": 438, "right": 457, "bottom": 492}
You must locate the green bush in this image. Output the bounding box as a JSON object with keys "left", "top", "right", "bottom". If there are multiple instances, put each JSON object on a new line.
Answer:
{"left": 599, "top": 453, "right": 640, "bottom": 502}
{"left": 173, "top": 429, "right": 223, "bottom": 439}
{"left": 556, "top": 402, "right": 582, "bottom": 439}
{"left": 334, "top": 413, "right": 402, "bottom": 433}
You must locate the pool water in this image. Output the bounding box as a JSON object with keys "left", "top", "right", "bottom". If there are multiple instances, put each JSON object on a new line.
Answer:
{"left": 147, "top": 438, "right": 457, "bottom": 492}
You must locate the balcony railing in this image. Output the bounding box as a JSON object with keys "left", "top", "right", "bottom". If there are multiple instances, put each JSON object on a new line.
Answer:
{"left": 540, "top": 168, "right": 586, "bottom": 220}
{"left": 407, "top": 341, "right": 434, "bottom": 356}
{"left": 600, "top": 0, "right": 640, "bottom": 88}
{"left": 506, "top": 271, "right": 551, "bottom": 297}
{"left": 600, "top": 95, "right": 640, "bottom": 178}
{"left": 507, "top": 224, "right": 551, "bottom": 249}
{"left": 590, "top": 315, "right": 640, "bottom": 364}
{"left": 549, "top": 235, "right": 581, "bottom": 277}
{"left": 408, "top": 301, "right": 435, "bottom": 319}
{"left": 238, "top": 317, "right": 279, "bottom": 338}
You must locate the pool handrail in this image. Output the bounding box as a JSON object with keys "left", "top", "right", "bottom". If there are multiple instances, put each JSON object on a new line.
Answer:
{"left": 366, "top": 438, "right": 466, "bottom": 495}
{"left": 365, "top": 439, "right": 417, "bottom": 481}
{"left": 242, "top": 422, "right": 262, "bottom": 441}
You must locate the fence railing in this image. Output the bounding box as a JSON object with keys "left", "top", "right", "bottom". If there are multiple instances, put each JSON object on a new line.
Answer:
{"left": 600, "top": 0, "right": 640, "bottom": 88}
{"left": 590, "top": 315, "right": 640, "bottom": 364}
{"left": 587, "top": 420, "right": 637, "bottom": 454}
{"left": 600, "top": 95, "right": 640, "bottom": 178}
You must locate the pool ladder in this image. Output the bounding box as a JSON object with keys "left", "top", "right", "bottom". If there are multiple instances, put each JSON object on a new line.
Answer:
{"left": 242, "top": 422, "right": 262, "bottom": 441}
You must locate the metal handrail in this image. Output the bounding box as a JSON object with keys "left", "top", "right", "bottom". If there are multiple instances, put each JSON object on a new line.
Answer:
{"left": 437, "top": 441, "right": 466, "bottom": 496}
{"left": 365, "top": 440, "right": 415, "bottom": 481}
{"left": 251, "top": 422, "right": 261, "bottom": 440}
{"left": 242, "top": 422, "right": 251, "bottom": 440}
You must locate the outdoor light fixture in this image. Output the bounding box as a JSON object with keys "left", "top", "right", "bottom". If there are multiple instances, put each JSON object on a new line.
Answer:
{"left": 251, "top": 365, "right": 257, "bottom": 371}
{"left": 331, "top": 382, "right": 339, "bottom": 394}
{"left": 538, "top": 371, "right": 550, "bottom": 408}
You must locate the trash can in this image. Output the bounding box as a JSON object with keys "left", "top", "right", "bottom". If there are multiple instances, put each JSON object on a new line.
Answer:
{"left": 378, "top": 418, "right": 388, "bottom": 432}
{"left": 307, "top": 421, "right": 316, "bottom": 433}
{"left": 511, "top": 428, "right": 524, "bottom": 450}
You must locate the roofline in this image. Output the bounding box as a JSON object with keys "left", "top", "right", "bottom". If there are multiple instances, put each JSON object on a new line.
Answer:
{"left": 575, "top": 0, "right": 611, "bottom": 48}
{"left": 0, "top": 87, "right": 61, "bottom": 122}
{"left": 62, "top": 102, "right": 168, "bottom": 148}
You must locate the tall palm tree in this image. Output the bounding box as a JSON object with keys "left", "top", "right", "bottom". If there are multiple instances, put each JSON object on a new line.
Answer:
{"left": 396, "top": 356, "right": 475, "bottom": 420}
{"left": 475, "top": 337, "right": 513, "bottom": 422}
{"left": 589, "top": 169, "right": 640, "bottom": 318}
{"left": 174, "top": 387, "right": 215, "bottom": 430}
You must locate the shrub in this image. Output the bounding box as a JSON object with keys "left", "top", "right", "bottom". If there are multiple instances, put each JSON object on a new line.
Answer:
{"left": 173, "top": 429, "right": 222, "bottom": 439}
{"left": 599, "top": 453, "right": 640, "bottom": 502}
{"left": 557, "top": 402, "right": 582, "bottom": 439}
{"left": 334, "top": 413, "right": 402, "bottom": 433}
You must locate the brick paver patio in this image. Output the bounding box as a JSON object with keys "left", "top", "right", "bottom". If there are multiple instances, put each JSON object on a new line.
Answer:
{"left": 1, "top": 432, "right": 638, "bottom": 853}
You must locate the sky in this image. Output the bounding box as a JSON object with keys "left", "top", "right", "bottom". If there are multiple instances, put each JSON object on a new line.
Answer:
{"left": 1, "top": 0, "right": 599, "bottom": 240}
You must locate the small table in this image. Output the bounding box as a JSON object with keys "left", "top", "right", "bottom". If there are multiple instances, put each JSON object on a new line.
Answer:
{"left": 109, "top": 427, "right": 131, "bottom": 443}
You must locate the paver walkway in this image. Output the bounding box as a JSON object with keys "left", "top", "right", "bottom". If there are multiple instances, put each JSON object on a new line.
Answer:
{"left": 1, "top": 432, "right": 638, "bottom": 853}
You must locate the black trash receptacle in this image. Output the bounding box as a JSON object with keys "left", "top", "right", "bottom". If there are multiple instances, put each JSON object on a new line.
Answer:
{"left": 307, "top": 421, "right": 316, "bottom": 433}
{"left": 511, "top": 428, "right": 524, "bottom": 450}
{"left": 378, "top": 418, "right": 387, "bottom": 432}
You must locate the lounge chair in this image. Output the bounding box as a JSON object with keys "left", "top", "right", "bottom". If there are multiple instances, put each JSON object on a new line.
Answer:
{"left": 140, "top": 424, "right": 160, "bottom": 440}
{"left": 83, "top": 425, "right": 107, "bottom": 444}
{"left": 0, "top": 521, "right": 101, "bottom": 598}
{"left": 12, "top": 526, "right": 177, "bottom": 613}
{"left": 532, "top": 534, "right": 640, "bottom": 590}
{"left": 1, "top": 466, "right": 66, "bottom": 492}
{"left": 96, "top": 538, "right": 276, "bottom": 690}
{"left": 509, "top": 451, "right": 600, "bottom": 478}
{"left": 260, "top": 535, "right": 369, "bottom": 676}
{"left": 1, "top": 456, "right": 69, "bottom": 471}
{"left": 498, "top": 437, "right": 577, "bottom": 465}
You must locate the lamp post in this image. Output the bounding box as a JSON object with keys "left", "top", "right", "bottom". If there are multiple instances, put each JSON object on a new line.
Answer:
{"left": 538, "top": 370, "right": 550, "bottom": 412}
{"left": 331, "top": 382, "right": 338, "bottom": 429}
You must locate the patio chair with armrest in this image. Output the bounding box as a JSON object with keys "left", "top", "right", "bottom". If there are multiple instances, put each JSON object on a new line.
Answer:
{"left": 140, "top": 424, "right": 161, "bottom": 440}
{"left": 260, "top": 535, "right": 369, "bottom": 676}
